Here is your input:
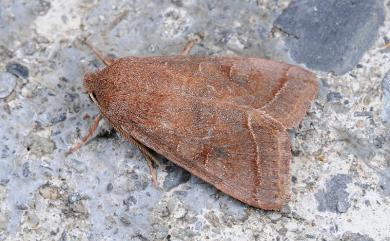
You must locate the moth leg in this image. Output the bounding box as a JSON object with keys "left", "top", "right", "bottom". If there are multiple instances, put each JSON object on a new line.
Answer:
{"left": 127, "top": 136, "right": 160, "bottom": 187}
{"left": 180, "top": 39, "right": 196, "bottom": 56}
{"left": 139, "top": 147, "right": 159, "bottom": 188}
{"left": 84, "top": 41, "right": 114, "bottom": 66}
{"left": 66, "top": 114, "right": 103, "bottom": 156}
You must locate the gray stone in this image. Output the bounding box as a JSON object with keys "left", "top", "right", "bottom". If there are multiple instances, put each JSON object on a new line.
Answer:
{"left": 50, "top": 112, "right": 67, "bottom": 125}
{"left": 59, "top": 231, "right": 67, "bottom": 241}
{"left": 32, "top": 0, "right": 51, "bottom": 16}
{"left": 6, "top": 62, "right": 29, "bottom": 79}
{"left": 106, "top": 183, "right": 113, "bottom": 192}
{"left": 267, "top": 212, "right": 282, "bottom": 222}
{"left": 327, "top": 92, "right": 342, "bottom": 102}
{"left": 315, "top": 174, "right": 352, "bottom": 213}
{"left": 336, "top": 200, "right": 349, "bottom": 213}
{"left": 378, "top": 167, "right": 390, "bottom": 197}
{"left": 354, "top": 111, "right": 372, "bottom": 117}
{"left": 275, "top": 0, "right": 384, "bottom": 74}
{"left": 22, "top": 40, "right": 39, "bottom": 55}
{"left": 0, "top": 72, "right": 17, "bottom": 99}
{"left": 67, "top": 193, "right": 83, "bottom": 204}
{"left": 381, "top": 70, "right": 390, "bottom": 122}
{"left": 22, "top": 162, "right": 30, "bottom": 178}
{"left": 15, "top": 203, "right": 29, "bottom": 210}
{"left": 120, "top": 214, "right": 132, "bottom": 226}
{"left": 341, "top": 232, "right": 374, "bottom": 241}
{"left": 0, "top": 179, "right": 10, "bottom": 186}
{"left": 0, "top": 45, "right": 13, "bottom": 59}
{"left": 21, "top": 85, "right": 35, "bottom": 98}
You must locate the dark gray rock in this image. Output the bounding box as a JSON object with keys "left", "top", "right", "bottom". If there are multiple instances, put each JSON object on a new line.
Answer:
{"left": 0, "top": 72, "right": 17, "bottom": 98}
{"left": 22, "top": 162, "right": 30, "bottom": 178}
{"left": 106, "top": 183, "right": 113, "bottom": 192}
{"left": 50, "top": 112, "right": 67, "bottom": 125}
{"left": 6, "top": 62, "right": 29, "bottom": 79}
{"left": 120, "top": 214, "right": 132, "bottom": 226}
{"left": 327, "top": 92, "right": 342, "bottom": 102}
{"left": 0, "top": 179, "right": 10, "bottom": 186}
{"left": 59, "top": 230, "right": 67, "bottom": 241}
{"left": 381, "top": 70, "right": 390, "bottom": 122}
{"left": 354, "top": 111, "right": 372, "bottom": 117}
{"left": 275, "top": 0, "right": 384, "bottom": 74}
{"left": 315, "top": 174, "right": 352, "bottom": 213}
{"left": 336, "top": 200, "right": 349, "bottom": 213}
{"left": 32, "top": 0, "right": 51, "bottom": 16}
{"left": 378, "top": 167, "right": 390, "bottom": 197}
{"left": 373, "top": 135, "right": 385, "bottom": 149}
{"left": 15, "top": 203, "right": 29, "bottom": 210}
{"left": 340, "top": 232, "right": 374, "bottom": 241}
{"left": 67, "top": 193, "right": 83, "bottom": 204}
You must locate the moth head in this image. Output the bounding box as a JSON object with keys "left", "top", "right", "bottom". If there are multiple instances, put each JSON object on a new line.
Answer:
{"left": 83, "top": 72, "right": 101, "bottom": 105}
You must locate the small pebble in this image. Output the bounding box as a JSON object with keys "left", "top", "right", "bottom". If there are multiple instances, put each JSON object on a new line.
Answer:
{"left": 6, "top": 62, "right": 29, "bottom": 79}
{"left": 21, "top": 85, "right": 34, "bottom": 98}
{"left": 267, "top": 212, "right": 282, "bottom": 222}
{"left": 68, "top": 193, "right": 82, "bottom": 204}
{"left": 39, "top": 184, "right": 59, "bottom": 200}
{"left": 106, "top": 183, "right": 113, "bottom": 192}
{"left": 16, "top": 203, "right": 29, "bottom": 210}
{"left": 0, "top": 179, "right": 10, "bottom": 186}
{"left": 336, "top": 200, "right": 350, "bottom": 213}
{"left": 327, "top": 91, "right": 342, "bottom": 102}
{"left": 27, "top": 212, "right": 40, "bottom": 228}
{"left": 23, "top": 41, "right": 38, "bottom": 55}
{"left": 120, "top": 214, "right": 131, "bottom": 225}
{"left": 381, "top": 70, "right": 390, "bottom": 122}
{"left": 173, "top": 204, "right": 187, "bottom": 219}
{"left": 0, "top": 72, "right": 17, "bottom": 99}
{"left": 285, "top": 222, "right": 298, "bottom": 232}
{"left": 277, "top": 227, "right": 288, "bottom": 235}
{"left": 22, "top": 162, "right": 31, "bottom": 178}
{"left": 59, "top": 230, "right": 67, "bottom": 241}
{"left": 280, "top": 204, "right": 291, "bottom": 215}
{"left": 50, "top": 112, "right": 67, "bottom": 125}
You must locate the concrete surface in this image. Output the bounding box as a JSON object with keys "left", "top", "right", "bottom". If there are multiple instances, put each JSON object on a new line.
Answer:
{"left": 0, "top": 0, "right": 389, "bottom": 240}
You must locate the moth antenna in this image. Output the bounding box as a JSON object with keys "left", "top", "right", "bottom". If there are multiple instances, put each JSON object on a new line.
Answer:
{"left": 142, "top": 150, "right": 159, "bottom": 188}
{"left": 65, "top": 114, "right": 103, "bottom": 156}
{"left": 84, "top": 41, "right": 114, "bottom": 66}
{"left": 179, "top": 33, "right": 203, "bottom": 56}
{"left": 180, "top": 39, "right": 196, "bottom": 56}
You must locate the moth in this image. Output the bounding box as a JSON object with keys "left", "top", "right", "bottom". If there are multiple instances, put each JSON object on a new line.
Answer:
{"left": 68, "top": 40, "right": 318, "bottom": 210}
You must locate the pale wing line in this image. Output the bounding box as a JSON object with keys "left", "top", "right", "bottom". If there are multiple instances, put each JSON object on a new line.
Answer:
{"left": 259, "top": 66, "right": 292, "bottom": 112}
{"left": 258, "top": 66, "right": 317, "bottom": 129}
{"left": 246, "top": 112, "right": 261, "bottom": 202}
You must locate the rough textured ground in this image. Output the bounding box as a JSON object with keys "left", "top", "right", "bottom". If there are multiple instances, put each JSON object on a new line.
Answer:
{"left": 0, "top": 0, "right": 389, "bottom": 240}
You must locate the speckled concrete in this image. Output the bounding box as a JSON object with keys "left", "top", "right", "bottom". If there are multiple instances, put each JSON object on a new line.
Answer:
{"left": 0, "top": 0, "right": 389, "bottom": 240}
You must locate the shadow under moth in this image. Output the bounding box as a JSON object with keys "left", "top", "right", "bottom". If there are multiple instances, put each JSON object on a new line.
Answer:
{"left": 67, "top": 40, "right": 318, "bottom": 210}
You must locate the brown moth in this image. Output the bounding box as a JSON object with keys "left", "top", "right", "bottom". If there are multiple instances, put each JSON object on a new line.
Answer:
{"left": 69, "top": 42, "right": 318, "bottom": 210}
